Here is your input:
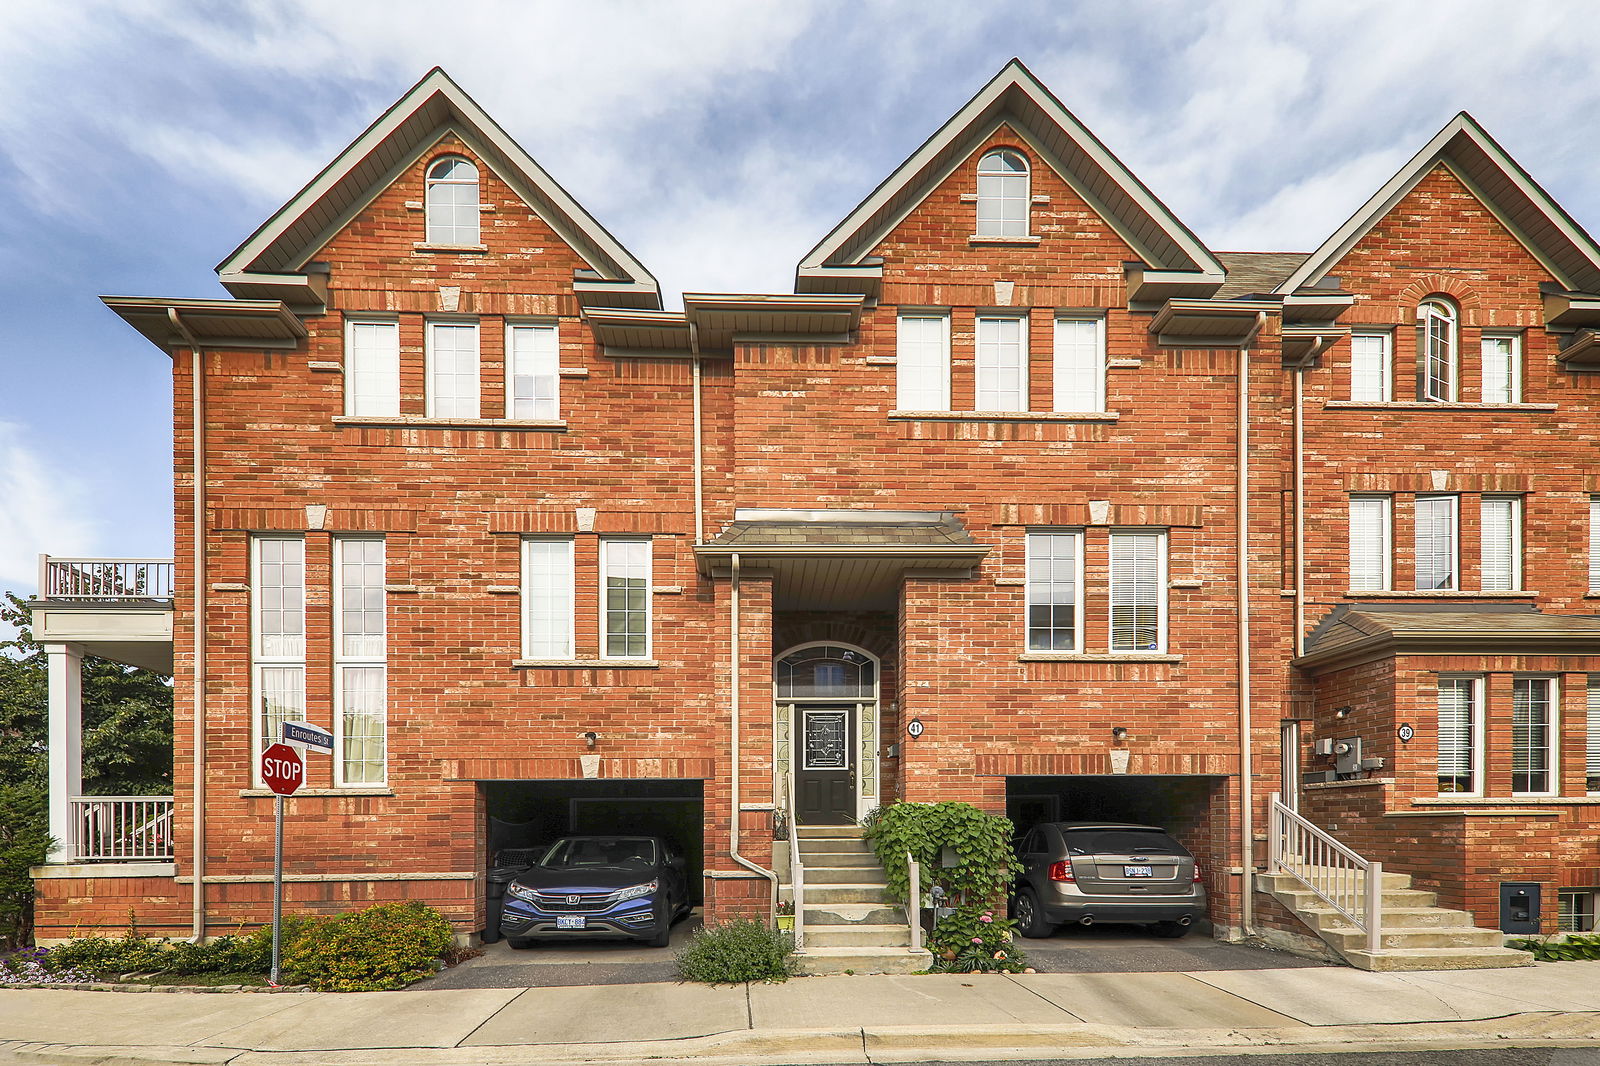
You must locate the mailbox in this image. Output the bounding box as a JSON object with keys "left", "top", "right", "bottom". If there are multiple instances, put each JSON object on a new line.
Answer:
{"left": 1499, "top": 881, "right": 1541, "bottom": 934}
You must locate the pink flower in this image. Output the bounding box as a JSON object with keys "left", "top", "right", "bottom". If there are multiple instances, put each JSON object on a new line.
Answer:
{"left": 970, "top": 936, "right": 982, "bottom": 943}
{"left": 979, "top": 914, "right": 994, "bottom": 923}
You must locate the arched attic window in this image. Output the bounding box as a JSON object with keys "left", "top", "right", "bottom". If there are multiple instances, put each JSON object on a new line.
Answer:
{"left": 976, "top": 149, "right": 1030, "bottom": 237}
{"left": 425, "top": 156, "right": 480, "bottom": 246}
{"left": 1417, "top": 297, "right": 1457, "bottom": 401}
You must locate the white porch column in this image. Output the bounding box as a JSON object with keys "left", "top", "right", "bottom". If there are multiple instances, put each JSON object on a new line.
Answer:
{"left": 46, "top": 642, "right": 84, "bottom": 863}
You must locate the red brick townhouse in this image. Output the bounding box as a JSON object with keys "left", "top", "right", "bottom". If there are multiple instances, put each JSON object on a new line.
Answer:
{"left": 29, "top": 60, "right": 1600, "bottom": 971}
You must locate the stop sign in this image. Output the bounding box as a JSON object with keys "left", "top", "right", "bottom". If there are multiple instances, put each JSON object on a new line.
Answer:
{"left": 261, "top": 743, "right": 305, "bottom": 796}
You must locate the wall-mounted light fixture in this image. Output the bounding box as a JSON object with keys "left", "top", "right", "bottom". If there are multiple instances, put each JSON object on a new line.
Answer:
{"left": 1111, "top": 726, "right": 1129, "bottom": 740}
{"left": 580, "top": 731, "right": 599, "bottom": 749}
{"left": 1335, "top": 706, "right": 1352, "bottom": 720}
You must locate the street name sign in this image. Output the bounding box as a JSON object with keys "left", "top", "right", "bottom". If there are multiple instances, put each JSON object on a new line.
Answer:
{"left": 282, "top": 721, "right": 334, "bottom": 753}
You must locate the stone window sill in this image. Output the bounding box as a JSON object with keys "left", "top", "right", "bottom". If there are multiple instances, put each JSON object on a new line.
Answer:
{"left": 1323, "top": 400, "right": 1557, "bottom": 412}
{"left": 30, "top": 862, "right": 178, "bottom": 879}
{"left": 1304, "top": 777, "right": 1394, "bottom": 791}
{"left": 1411, "top": 795, "right": 1600, "bottom": 806}
{"left": 513, "top": 659, "right": 660, "bottom": 669}
{"left": 1019, "top": 653, "right": 1181, "bottom": 663}
{"left": 890, "top": 410, "right": 1119, "bottom": 423}
{"left": 413, "top": 243, "right": 488, "bottom": 254}
{"left": 333, "top": 416, "right": 567, "bottom": 431}
{"left": 967, "top": 235, "right": 1042, "bottom": 246}
{"left": 239, "top": 788, "right": 393, "bottom": 798}
{"left": 1343, "top": 590, "right": 1537, "bottom": 599}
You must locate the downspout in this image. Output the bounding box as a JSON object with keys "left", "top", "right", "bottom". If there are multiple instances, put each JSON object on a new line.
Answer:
{"left": 692, "top": 355, "right": 704, "bottom": 545}
{"left": 1237, "top": 312, "right": 1267, "bottom": 939}
{"left": 727, "top": 553, "right": 778, "bottom": 911}
{"left": 168, "top": 308, "right": 206, "bottom": 943}
{"left": 1292, "top": 336, "right": 1338, "bottom": 657}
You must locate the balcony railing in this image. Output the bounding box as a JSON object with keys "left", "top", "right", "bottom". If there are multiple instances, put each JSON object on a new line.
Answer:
{"left": 71, "top": 796, "right": 174, "bottom": 861}
{"left": 39, "top": 556, "right": 174, "bottom": 603}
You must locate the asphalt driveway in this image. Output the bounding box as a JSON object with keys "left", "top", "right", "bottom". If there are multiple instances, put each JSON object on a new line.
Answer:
{"left": 1015, "top": 922, "right": 1332, "bottom": 973}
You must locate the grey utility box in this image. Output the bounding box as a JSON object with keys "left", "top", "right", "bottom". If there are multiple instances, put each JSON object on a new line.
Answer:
{"left": 1499, "top": 881, "right": 1541, "bottom": 934}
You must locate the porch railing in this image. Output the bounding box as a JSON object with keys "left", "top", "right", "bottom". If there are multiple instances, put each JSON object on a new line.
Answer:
{"left": 71, "top": 796, "right": 174, "bottom": 861}
{"left": 906, "top": 850, "right": 923, "bottom": 955}
{"left": 786, "top": 777, "right": 805, "bottom": 950}
{"left": 39, "top": 556, "right": 175, "bottom": 602}
{"left": 1268, "top": 791, "right": 1382, "bottom": 954}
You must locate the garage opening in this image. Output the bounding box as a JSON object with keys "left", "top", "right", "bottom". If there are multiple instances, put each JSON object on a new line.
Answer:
{"left": 482, "top": 779, "right": 705, "bottom": 905}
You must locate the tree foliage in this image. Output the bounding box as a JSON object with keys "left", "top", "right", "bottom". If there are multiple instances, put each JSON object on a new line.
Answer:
{"left": 860, "top": 800, "right": 1016, "bottom": 907}
{"left": 0, "top": 592, "right": 174, "bottom": 948}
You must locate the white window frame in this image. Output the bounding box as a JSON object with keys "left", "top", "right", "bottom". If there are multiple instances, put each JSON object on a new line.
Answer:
{"left": 506, "top": 320, "right": 560, "bottom": 421}
{"left": 975, "top": 314, "right": 1028, "bottom": 412}
{"left": 1419, "top": 298, "right": 1457, "bottom": 402}
{"left": 424, "top": 155, "right": 480, "bottom": 246}
{"left": 1479, "top": 495, "right": 1522, "bottom": 592}
{"left": 1480, "top": 332, "right": 1521, "bottom": 404}
{"left": 1589, "top": 497, "right": 1600, "bottom": 594}
{"left": 251, "top": 535, "right": 305, "bottom": 788}
{"left": 975, "top": 148, "right": 1030, "bottom": 237}
{"left": 343, "top": 318, "right": 400, "bottom": 417}
{"left": 1435, "top": 674, "right": 1484, "bottom": 797}
{"left": 1024, "top": 530, "right": 1084, "bottom": 653}
{"left": 1414, "top": 494, "right": 1458, "bottom": 591}
{"left": 1559, "top": 888, "right": 1599, "bottom": 933}
{"left": 896, "top": 313, "right": 951, "bottom": 411}
{"left": 425, "top": 319, "right": 480, "bottom": 419}
{"left": 333, "top": 536, "right": 386, "bottom": 788}
{"left": 1586, "top": 677, "right": 1600, "bottom": 796}
{"left": 1348, "top": 495, "right": 1392, "bottom": 592}
{"left": 1511, "top": 675, "right": 1559, "bottom": 797}
{"left": 521, "top": 537, "right": 576, "bottom": 660}
{"left": 1349, "top": 330, "right": 1392, "bottom": 402}
{"left": 1053, "top": 316, "right": 1105, "bottom": 413}
{"left": 599, "top": 538, "right": 652, "bottom": 661}
{"left": 1108, "top": 530, "right": 1168, "bottom": 654}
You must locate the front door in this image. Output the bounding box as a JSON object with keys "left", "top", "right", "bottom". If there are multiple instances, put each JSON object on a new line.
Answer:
{"left": 795, "top": 703, "right": 855, "bottom": 824}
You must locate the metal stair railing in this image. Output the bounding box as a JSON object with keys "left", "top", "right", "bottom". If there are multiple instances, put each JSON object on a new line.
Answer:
{"left": 786, "top": 777, "right": 805, "bottom": 950}
{"left": 906, "top": 850, "right": 923, "bottom": 955}
{"left": 1268, "top": 791, "right": 1383, "bottom": 954}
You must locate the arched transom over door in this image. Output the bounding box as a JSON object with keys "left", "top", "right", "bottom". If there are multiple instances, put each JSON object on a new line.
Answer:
{"left": 775, "top": 642, "right": 880, "bottom": 825}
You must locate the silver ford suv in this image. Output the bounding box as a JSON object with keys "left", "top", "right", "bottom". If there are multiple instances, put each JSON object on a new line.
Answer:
{"left": 1011, "top": 822, "right": 1206, "bottom": 939}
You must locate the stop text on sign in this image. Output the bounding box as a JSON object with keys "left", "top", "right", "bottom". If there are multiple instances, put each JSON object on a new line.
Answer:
{"left": 260, "top": 742, "right": 305, "bottom": 796}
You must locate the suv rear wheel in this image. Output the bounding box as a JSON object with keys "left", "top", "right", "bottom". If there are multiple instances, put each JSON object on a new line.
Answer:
{"left": 1013, "top": 888, "right": 1057, "bottom": 939}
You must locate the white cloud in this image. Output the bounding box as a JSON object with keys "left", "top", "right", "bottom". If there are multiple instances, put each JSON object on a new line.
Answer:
{"left": 0, "top": 421, "right": 101, "bottom": 595}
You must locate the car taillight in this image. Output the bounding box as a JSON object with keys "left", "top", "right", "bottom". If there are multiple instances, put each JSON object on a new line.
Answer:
{"left": 1192, "top": 864, "right": 1204, "bottom": 883}
{"left": 1048, "top": 861, "right": 1074, "bottom": 882}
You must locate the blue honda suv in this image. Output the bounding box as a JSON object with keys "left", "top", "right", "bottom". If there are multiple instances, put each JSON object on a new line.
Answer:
{"left": 500, "top": 835, "right": 689, "bottom": 948}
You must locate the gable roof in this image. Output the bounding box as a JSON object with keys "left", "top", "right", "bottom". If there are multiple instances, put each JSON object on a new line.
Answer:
{"left": 796, "top": 59, "right": 1223, "bottom": 283}
{"left": 1294, "top": 603, "right": 1600, "bottom": 672}
{"left": 217, "top": 68, "right": 659, "bottom": 306}
{"left": 1276, "top": 112, "right": 1600, "bottom": 296}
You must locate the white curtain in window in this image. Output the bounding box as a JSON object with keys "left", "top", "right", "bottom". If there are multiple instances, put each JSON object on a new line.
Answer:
{"left": 509, "top": 324, "right": 559, "bottom": 420}
{"left": 337, "top": 538, "right": 386, "bottom": 659}
{"left": 1109, "top": 532, "right": 1164, "bottom": 652}
{"left": 1590, "top": 498, "right": 1600, "bottom": 594}
{"left": 1350, "top": 332, "right": 1391, "bottom": 402}
{"left": 1479, "top": 497, "right": 1520, "bottom": 592}
{"left": 346, "top": 321, "right": 400, "bottom": 416}
{"left": 255, "top": 537, "right": 304, "bottom": 659}
{"left": 1053, "top": 318, "right": 1104, "bottom": 412}
{"left": 339, "top": 666, "right": 387, "bottom": 785}
{"left": 428, "top": 322, "right": 480, "bottom": 418}
{"left": 1348, "top": 496, "right": 1391, "bottom": 591}
{"left": 1512, "top": 678, "right": 1553, "bottom": 794}
{"left": 1436, "top": 677, "right": 1475, "bottom": 792}
{"left": 523, "top": 539, "right": 574, "bottom": 659}
{"left": 1481, "top": 335, "right": 1519, "bottom": 403}
{"left": 1414, "top": 495, "right": 1457, "bottom": 590}
{"left": 975, "top": 316, "right": 1027, "bottom": 412}
{"left": 896, "top": 315, "right": 950, "bottom": 410}
{"left": 257, "top": 664, "right": 305, "bottom": 766}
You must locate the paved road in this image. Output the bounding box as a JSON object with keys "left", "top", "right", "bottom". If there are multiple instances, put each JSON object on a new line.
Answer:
{"left": 909, "top": 1052, "right": 1600, "bottom": 1066}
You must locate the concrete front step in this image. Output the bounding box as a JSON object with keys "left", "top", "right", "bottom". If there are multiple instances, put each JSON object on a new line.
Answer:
{"left": 798, "top": 852, "right": 881, "bottom": 868}
{"left": 803, "top": 883, "right": 892, "bottom": 904}
{"left": 1343, "top": 946, "right": 1533, "bottom": 971}
{"left": 800, "top": 924, "right": 912, "bottom": 948}
{"left": 794, "top": 947, "right": 927, "bottom": 976}
{"left": 1268, "top": 883, "right": 1440, "bottom": 911}
{"left": 796, "top": 825, "right": 865, "bottom": 838}
{"left": 803, "top": 865, "right": 888, "bottom": 884}
{"left": 798, "top": 839, "right": 875, "bottom": 857}
{"left": 1300, "top": 905, "right": 1475, "bottom": 931}
{"left": 1320, "top": 924, "right": 1509, "bottom": 952}
{"left": 801, "top": 903, "right": 904, "bottom": 926}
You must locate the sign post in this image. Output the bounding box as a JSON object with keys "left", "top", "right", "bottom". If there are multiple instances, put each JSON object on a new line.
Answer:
{"left": 260, "top": 741, "right": 305, "bottom": 986}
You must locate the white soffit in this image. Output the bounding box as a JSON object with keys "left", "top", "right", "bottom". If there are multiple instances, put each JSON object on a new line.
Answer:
{"left": 1277, "top": 112, "right": 1600, "bottom": 296}
{"left": 796, "top": 59, "right": 1222, "bottom": 278}
{"left": 216, "top": 68, "right": 658, "bottom": 300}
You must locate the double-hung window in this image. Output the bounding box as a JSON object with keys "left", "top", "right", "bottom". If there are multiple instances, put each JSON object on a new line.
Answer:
{"left": 1025, "top": 532, "right": 1082, "bottom": 652}
{"left": 1418, "top": 298, "right": 1457, "bottom": 401}
{"left": 975, "top": 315, "right": 1027, "bottom": 412}
{"left": 1589, "top": 497, "right": 1600, "bottom": 594}
{"left": 1414, "top": 495, "right": 1457, "bottom": 590}
{"left": 975, "top": 149, "right": 1029, "bottom": 237}
{"left": 252, "top": 536, "right": 305, "bottom": 784}
{"left": 334, "top": 537, "right": 386, "bottom": 786}
{"left": 345, "top": 319, "right": 400, "bottom": 417}
{"left": 1512, "top": 677, "right": 1557, "bottom": 795}
{"left": 1587, "top": 677, "right": 1600, "bottom": 795}
{"left": 507, "top": 322, "right": 559, "bottom": 420}
{"left": 426, "top": 320, "right": 480, "bottom": 418}
{"left": 1436, "top": 675, "right": 1481, "bottom": 794}
{"left": 1109, "top": 531, "right": 1166, "bottom": 653}
{"left": 896, "top": 313, "right": 951, "bottom": 410}
{"left": 522, "top": 538, "right": 575, "bottom": 659}
{"left": 1350, "top": 331, "right": 1391, "bottom": 402}
{"left": 1053, "top": 317, "right": 1104, "bottom": 412}
{"left": 1348, "top": 495, "right": 1392, "bottom": 591}
{"left": 1481, "top": 334, "right": 1521, "bottom": 403}
{"left": 601, "top": 539, "right": 651, "bottom": 659}
{"left": 1479, "top": 496, "right": 1521, "bottom": 592}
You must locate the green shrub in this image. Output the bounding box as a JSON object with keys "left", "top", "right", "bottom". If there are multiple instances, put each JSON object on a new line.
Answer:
{"left": 861, "top": 801, "right": 1015, "bottom": 906}
{"left": 926, "top": 902, "right": 1027, "bottom": 973}
{"left": 675, "top": 919, "right": 795, "bottom": 984}
{"left": 1510, "top": 933, "right": 1600, "bottom": 961}
{"left": 280, "top": 901, "right": 455, "bottom": 992}
{"left": 46, "top": 931, "right": 167, "bottom": 977}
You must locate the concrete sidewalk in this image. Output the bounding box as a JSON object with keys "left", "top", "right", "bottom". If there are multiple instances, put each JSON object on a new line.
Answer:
{"left": 2, "top": 961, "right": 1599, "bottom": 1066}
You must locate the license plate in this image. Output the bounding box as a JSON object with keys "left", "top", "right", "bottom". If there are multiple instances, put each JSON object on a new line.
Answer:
{"left": 1124, "top": 865, "right": 1153, "bottom": 878}
{"left": 556, "top": 915, "right": 586, "bottom": 929}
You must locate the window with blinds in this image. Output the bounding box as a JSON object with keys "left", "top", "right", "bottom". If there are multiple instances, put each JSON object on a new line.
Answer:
{"left": 507, "top": 322, "right": 559, "bottom": 420}
{"left": 1350, "top": 331, "right": 1391, "bottom": 402}
{"left": 1512, "top": 677, "right": 1556, "bottom": 795}
{"left": 1414, "top": 495, "right": 1457, "bottom": 590}
{"left": 1025, "top": 532, "right": 1082, "bottom": 652}
{"left": 344, "top": 319, "right": 400, "bottom": 417}
{"left": 522, "top": 538, "right": 575, "bottom": 659}
{"left": 975, "top": 315, "right": 1027, "bottom": 412}
{"left": 1587, "top": 678, "right": 1600, "bottom": 794}
{"left": 1481, "top": 334, "right": 1521, "bottom": 404}
{"left": 1479, "top": 496, "right": 1521, "bottom": 592}
{"left": 335, "top": 537, "right": 386, "bottom": 787}
{"left": 1436, "top": 676, "right": 1479, "bottom": 794}
{"left": 896, "top": 314, "right": 951, "bottom": 410}
{"left": 1053, "top": 317, "right": 1105, "bottom": 412}
{"left": 1590, "top": 498, "right": 1600, "bottom": 594}
{"left": 1109, "top": 531, "right": 1166, "bottom": 653}
{"left": 1348, "top": 496, "right": 1391, "bottom": 591}
{"left": 426, "top": 320, "right": 480, "bottom": 418}
{"left": 252, "top": 536, "right": 305, "bottom": 785}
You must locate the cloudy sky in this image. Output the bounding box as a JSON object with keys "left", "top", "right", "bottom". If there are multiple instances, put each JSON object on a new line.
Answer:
{"left": 4, "top": 0, "right": 1600, "bottom": 608}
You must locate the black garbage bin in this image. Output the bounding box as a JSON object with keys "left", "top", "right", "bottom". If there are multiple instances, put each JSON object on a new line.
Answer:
{"left": 483, "top": 848, "right": 543, "bottom": 944}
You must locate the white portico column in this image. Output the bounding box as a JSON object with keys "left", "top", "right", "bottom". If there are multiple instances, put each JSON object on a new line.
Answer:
{"left": 45, "top": 642, "right": 84, "bottom": 863}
